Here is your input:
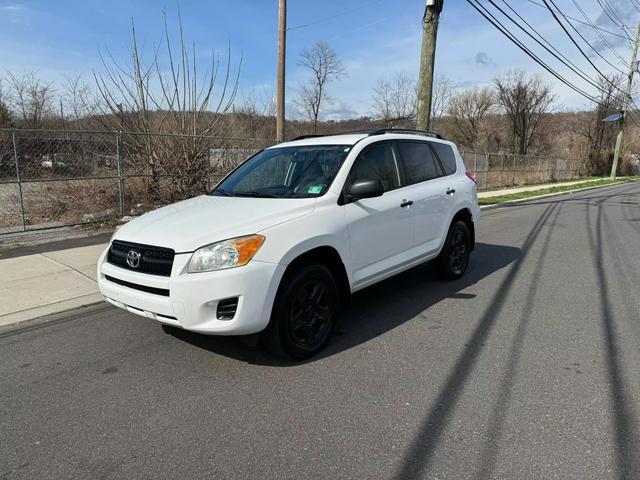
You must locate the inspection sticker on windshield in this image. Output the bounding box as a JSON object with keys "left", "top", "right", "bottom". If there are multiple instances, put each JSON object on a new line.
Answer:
{"left": 308, "top": 185, "right": 323, "bottom": 194}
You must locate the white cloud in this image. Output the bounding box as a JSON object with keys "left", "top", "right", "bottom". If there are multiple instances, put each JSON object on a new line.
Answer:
{"left": 319, "top": 97, "right": 358, "bottom": 121}
{"left": 0, "top": 4, "right": 23, "bottom": 12}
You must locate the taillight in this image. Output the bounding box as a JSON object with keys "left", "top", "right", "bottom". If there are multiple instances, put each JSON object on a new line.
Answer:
{"left": 465, "top": 170, "right": 477, "bottom": 183}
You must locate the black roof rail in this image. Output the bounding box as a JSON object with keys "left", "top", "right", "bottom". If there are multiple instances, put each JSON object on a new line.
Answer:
{"left": 368, "top": 128, "right": 443, "bottom": 139}
{"left": 289, "top": 134, "right": 326, "bottom": 141}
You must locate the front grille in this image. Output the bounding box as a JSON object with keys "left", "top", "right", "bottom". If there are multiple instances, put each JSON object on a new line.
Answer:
{"left": 107, "top": 240, "right": 175, "bottom": 276}
{"left": 105, "top": 275, "right": 170, "bottom": 297}
{"left": 217, "top": 297, "right": 239, "bottom": 320}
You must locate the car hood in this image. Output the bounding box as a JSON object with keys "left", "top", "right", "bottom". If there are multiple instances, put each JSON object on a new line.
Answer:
{"left": 113, "top": 195, "right": 316, "bottom": 252}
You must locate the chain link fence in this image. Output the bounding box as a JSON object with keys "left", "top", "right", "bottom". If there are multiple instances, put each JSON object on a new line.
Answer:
{"left": 0, "top": 129, "right": 589, "bottom": 234}
{"left": 459, "top": 150, "right": 586, "bottom": 190}
{"left": 0, "top": 129, "right": 274, "bottom": 234}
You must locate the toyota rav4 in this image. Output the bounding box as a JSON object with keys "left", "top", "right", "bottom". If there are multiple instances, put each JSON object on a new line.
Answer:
{"left": 97, "top": 129, "right": 480, "bottom": 359}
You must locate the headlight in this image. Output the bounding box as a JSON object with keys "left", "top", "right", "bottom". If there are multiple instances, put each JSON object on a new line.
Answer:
{"left": 187, "top": 235, "right": 266, "bottom": 273}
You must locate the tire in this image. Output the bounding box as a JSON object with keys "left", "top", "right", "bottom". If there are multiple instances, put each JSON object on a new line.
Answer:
{"left": 265, "top": 264, "right": 339, "bottom": 360}
{"left": 436, "top": 220, "right": 471, "bottom": 280}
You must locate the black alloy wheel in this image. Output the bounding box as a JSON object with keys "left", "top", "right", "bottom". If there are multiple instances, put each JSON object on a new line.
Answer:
{"left": 266, "top": 264, "right": 338, "bottom": 360}
{"left": 437, "top": 220, "right": 471, "bottom": 280}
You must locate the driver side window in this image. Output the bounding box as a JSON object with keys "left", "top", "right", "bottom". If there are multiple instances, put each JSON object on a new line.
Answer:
{"left": 348, "top": 143, "right": 400, "bottom": 192}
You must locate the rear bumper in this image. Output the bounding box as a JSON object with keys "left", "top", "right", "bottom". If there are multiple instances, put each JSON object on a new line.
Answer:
{"left": 96, "top": 246, "right": 285, "bottom": 335}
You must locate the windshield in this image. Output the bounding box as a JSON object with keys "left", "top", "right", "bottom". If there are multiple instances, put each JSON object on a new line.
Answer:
{"left": 212, "top": 145, "right": 351, "bottom": 198}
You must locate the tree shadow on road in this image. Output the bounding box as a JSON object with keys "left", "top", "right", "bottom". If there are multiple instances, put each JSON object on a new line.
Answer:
{"left": 164, "top": 240, "right": 521, "bottom": 367}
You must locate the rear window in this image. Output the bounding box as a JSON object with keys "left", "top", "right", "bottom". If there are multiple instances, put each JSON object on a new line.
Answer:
{"left": 396, "top": 141, "right": 442, "bottom": 185}
{"left": 430, "top": 142, "right": 457, "bottom": 175}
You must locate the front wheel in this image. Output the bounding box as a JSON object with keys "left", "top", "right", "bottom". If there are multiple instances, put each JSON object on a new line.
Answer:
{"left": 436, "top": 220, "right": 471, "bottom": 280}
{"left": 265, "top": 264, "right": 339, "bottom": 360}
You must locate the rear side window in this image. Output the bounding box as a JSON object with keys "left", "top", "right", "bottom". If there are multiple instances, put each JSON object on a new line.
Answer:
{"left": 430, "top": 142, "right": 457, "bottom": 175}
{"left": 397, "top": 141, "right": 442, "bottom": 185}
{"left": 349, "top": 142, "right": 400, "bottom": 192}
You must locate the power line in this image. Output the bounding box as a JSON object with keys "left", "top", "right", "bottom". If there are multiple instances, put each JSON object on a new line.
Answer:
{"left": 596, "top": 0, "right": 626, "bottom": 29}
{"left": 524, "top": 0, "right": 631, "bottom": 41}
{"left": 541, "top": 0, "right": 640, "bottom": 129}
{"left": 465, "top": 0, "right": 601, "bottom": 104}
{"left": 569, "top": 0, "right": 631, "bottom": 69}
{"left": 494, "top": 0, "right": 627, "bottom": 103}
{"left": 541, "top": 0, "right": 627, "bottom": 82}
{"left": 467, "top": 0, "right": 640, "bottom": 129}
{"left": 287, "top": 0, "right": 383, "bottom": 31}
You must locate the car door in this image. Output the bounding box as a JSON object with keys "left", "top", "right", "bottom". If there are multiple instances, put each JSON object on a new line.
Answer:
{"left": 342, "top": 141, "right": 415, "bottom": 288}
{"left": 395, "top": 140, "right": 450, "bottom": 256}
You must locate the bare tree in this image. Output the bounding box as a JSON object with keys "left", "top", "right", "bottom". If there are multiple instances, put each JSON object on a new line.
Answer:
{"left": 579, "top": 74, "right": 624, "bottom": 174}
{"left": 448, "top": 86, "right": 496, "bottom": 149}
{"left": 494, "top": 70, "right": 555, "bottom": 155}
{"left": 0, "top": 79, "right": 12, "bottom": 127}
{"left": 93, "top": 12, "right": 241, "bottom": 200}
{"left": 60, "top": 74, "right": 100, "bottom": 128}
{"left": 5, "top": 71, "right": 55, "bottom": 128}
{"left": 371, "top": 73, "right": 416, "bottom": 125}
{"left": 237, "top": 86, "right": 276, "bottom": 118}
{"left": 295, "top": 41, "right": 346, "bottom": 132}
{"left": 431, "top": 74, "right": 454, "bottom": 120}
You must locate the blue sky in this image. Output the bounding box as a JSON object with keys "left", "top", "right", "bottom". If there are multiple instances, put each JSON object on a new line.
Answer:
{"left": 1, "top": 0, "right": 638, "bottom": 118}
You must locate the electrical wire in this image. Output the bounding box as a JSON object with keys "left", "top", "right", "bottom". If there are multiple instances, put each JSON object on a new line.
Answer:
{"left": 541, "top": 0, "right": 640, "bottom": 128}
{"left": 466, "top": 0, "right": 640, "bottom": 129}
{"left": 494, "top": 0, "right": 627, "bottom": 103}
{"left": 287, "top": 0, "right": 383, "bottom": 31}
{"left": 596, "top": 0, "right": 626, "bottom": 29}
{"left": 525, "top": 0, "right": 631, "bottom": 41}
{"left": 466, "top": 0, "right": 601, "bottom": 104}
{"left": 542, "top": 0, "right": 627, "bottom": 82}
{"left": 569, "top": 0, "right": 632, "bottom": 68}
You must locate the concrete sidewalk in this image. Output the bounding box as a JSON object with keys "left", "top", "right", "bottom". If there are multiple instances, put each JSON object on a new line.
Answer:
{"left": 477, "top": 177, "right": 604, "bottom": 198}
{"left": 0, "top": 243, "right": 107, "bottom": 327}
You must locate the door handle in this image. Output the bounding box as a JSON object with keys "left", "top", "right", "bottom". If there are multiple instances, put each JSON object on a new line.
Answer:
{"left": 400, "top": 200, "right": 413, "bottom": 208}
{"left": 446, "top": 188, "right": 456, "bottom": 195}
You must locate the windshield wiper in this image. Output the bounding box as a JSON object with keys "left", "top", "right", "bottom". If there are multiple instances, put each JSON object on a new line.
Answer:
{"left": 233, "top": 191, "right": 279, "bottom": 198}
{"left": 210, "top": 188, "right": 232, "bottom": 196}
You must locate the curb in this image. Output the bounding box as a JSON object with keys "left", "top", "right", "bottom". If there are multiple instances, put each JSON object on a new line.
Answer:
{"left": 0, "top": 293, "right": 105, "bottom": 329}
{"left": 478, "top": 180, "right": 634, "bottom": 211}
{"left": 0, "top": 302, "right": 112, "bottom": 337}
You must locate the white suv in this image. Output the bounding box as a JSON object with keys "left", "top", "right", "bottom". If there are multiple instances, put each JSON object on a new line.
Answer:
{"left": 97, "top": 129, "right": 480, "bottom": 359}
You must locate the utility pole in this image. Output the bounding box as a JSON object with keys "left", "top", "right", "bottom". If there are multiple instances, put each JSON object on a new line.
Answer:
{"left": 416, "top": 0, "right": 444, "bottom": 131}
{"left": 276, "top": 0, "right": 287, "bottom": 142}
{"left": 610, "top": 23, "right": 640, "bottom": 178}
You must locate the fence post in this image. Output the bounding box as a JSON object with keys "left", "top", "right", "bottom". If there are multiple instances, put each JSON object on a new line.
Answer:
{"left": 512, "top": 154, "right": 517, "bottom": 185}
{"left": 12, "top": 132, "right": 27, "bottom": 232}
{"left": 484, "top": 153, "right": 489, "bottom": 189}
{"left": 116, "top": 131, "right": 125, "bottom": 218}
{"left": 206, "top": 147, "right": 212, "bottom": 191}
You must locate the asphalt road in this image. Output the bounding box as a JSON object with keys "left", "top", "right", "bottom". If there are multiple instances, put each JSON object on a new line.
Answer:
{"left": 2, "top": 182, "right": 640, "bottom": 480}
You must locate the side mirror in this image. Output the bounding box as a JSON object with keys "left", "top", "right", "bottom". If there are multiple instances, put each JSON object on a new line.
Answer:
{"left": 347, "top": 178, "right": 384, "bottom": 201}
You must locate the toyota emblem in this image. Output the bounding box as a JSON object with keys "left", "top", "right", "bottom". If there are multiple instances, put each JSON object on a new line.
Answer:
{"left": 126, "top": 250, "right": 142, "bottom": 268}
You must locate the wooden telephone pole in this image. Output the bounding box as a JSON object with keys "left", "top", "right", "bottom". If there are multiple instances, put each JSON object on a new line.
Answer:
{"left": 610, "top": 23, "right": 640, "bottom": 178}
{"left": 416, "top": 0, "right": 444, "bottom": 131}
{"left": 276, "top": 0, "right": 287, "bottom": 142}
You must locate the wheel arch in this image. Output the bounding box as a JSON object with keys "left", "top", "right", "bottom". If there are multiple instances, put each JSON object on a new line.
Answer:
{"left": 279, "top": 245, "right": 351, "bottom": 310}
{"left": 451, "top": 208, "right": 475, "bottom": 251}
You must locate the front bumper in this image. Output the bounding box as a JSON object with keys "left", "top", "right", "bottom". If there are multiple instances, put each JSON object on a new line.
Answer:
{"left": 96, "top": 246, "right": 285, "bottom": 335}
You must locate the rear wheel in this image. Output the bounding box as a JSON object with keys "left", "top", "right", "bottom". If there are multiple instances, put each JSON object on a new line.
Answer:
{"left": 436, "top": 220, "right": 471, "bottom": 280}
{"left": 265, "top": 264, "right": 338, "bottom": 360}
